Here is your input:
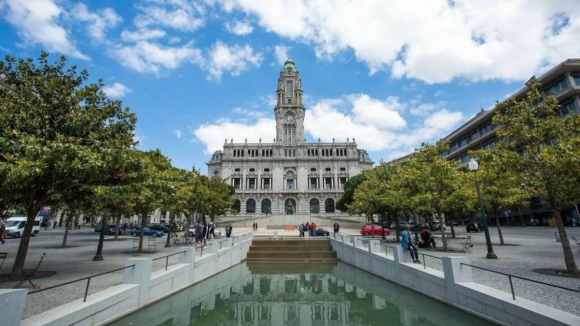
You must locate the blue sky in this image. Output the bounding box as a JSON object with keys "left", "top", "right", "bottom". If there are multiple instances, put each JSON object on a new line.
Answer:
{"left": 1, "top": 0, "right": 579, "bottom": 172}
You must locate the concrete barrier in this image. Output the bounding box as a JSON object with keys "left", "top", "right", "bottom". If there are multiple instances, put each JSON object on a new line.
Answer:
{"left": 12, "top": 232, "right": 253, "bottom": 326}
{"left": 330, "top": 234, "right": 580, "bottom": 326}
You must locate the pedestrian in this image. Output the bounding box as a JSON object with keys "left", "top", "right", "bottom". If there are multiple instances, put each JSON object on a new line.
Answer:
{"left": 333, "top": 222, "right": 340, "bottom": 238}
{"left": 311, "top": 221, "right": 317, "bottom": 236}
{"left": 299, "top": 223, "right": 304, "bottom": 237}
{"left": 202, "top": 222, "right": 209, "bottom": 247}
{"left": 402, "top": 223, "right": 420, "bottom": 263}
{"left": 255, "top": 222, "right": 258, "bottom": 231}
{"left": 225, "top": 223, "right": 232, "bottom": 238}
{"left": 195, "top": 220, "right": 203, "bottom": 245}
{"left": 0, "top": 220, "right": 6, "bottom": 244}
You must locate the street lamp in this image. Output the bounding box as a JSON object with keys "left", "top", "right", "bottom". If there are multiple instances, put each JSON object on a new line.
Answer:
{"left": 468, "top": 158, "right": 498, "bottom": 259}
{"left": 381, "top": 215, "right": 386, "bottom": 240}
{"left": 93, "top": 186, "right": 112, "bottom": 261}
{"left": 165, "top": 212, "right": 173, "bottom": 248}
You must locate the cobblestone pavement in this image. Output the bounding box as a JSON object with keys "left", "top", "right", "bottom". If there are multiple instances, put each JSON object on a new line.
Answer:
{"left": 0, "top": 227, "right": 245, "bottom": 319}
{"left": 376, "top": 227, "right": 580, "bottom": 316}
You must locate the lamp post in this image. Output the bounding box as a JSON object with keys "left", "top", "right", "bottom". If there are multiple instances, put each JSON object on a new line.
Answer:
{"left": 93, "top": 185, "right": 112, "bottom": 261}
{"left": 468, "top": 159, "right": 497, "bottom": 259}
{"left": 165, "top": 212, "right": 173, "bottom": 248}
{"left": 381, "top": 215, "right": 386, "bottom": 240}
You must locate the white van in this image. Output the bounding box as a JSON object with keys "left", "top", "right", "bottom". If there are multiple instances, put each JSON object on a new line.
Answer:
{"left": 4, "top": 216, "right": 42, "bottom": 238}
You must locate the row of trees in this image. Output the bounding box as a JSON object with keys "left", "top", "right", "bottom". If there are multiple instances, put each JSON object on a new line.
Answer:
{"left": 0, "top": 52, "right": 233, "bottom": 277}
{"left": 345, "top": 83, "right": 580, "bottom": 276}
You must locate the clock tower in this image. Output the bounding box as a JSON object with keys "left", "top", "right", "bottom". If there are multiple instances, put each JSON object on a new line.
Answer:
{"left": 275, "top": 58, "right": 305, "bottom": 145}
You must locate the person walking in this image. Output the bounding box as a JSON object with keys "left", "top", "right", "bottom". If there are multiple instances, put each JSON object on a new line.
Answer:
{"left": 402, "top": 223, "right": 420, "bottom": 263}
{"left": 0, "top": 220, "right": 6, "bottom": 244}
{"left": 195, "top": 220, "right": 203, "bottom": 245}
{"left": 311, "top": 221, "right": 317, "bottom": 236}
{"left": 299, "top": 223, "right": 304, "bottom": 237}
{"left": 333, "top": 222, "right": 340, "bottom": 238}
{"left": 225, "top": 223, "right": 233, "bottom": 238}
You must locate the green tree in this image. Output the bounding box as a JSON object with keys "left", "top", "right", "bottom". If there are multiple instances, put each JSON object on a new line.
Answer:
{"left": 441, "top": 171, "right": 477, "bottom": 238}
{"left": 493, "top": 82, "right": 580, "bottom": 275}
{"left": 202, "top": 176, "right": 235, "bottom": 222}
{"left": 0, "top": 52, "right": 138, "bottom": 276}
{"left": 337, "top": 173, "right": 368, "bottom": 212}
{"left": 472, "top": 149, "right": 529, "bottom": 244}
{"left": 403, "top": 142, "right": 461, "bottom": 251}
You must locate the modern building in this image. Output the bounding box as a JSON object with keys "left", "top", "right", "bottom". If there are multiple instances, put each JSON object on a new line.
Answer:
{"left": 392, "top": 58, "right": 580, "bottom": 224}
{"left": 207, "top": 58, "right": 374, "bottom": 216}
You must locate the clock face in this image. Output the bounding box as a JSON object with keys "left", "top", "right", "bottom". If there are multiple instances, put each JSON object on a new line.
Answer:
{"left": 286, "top": 114, "right": 294, "bottom": 122}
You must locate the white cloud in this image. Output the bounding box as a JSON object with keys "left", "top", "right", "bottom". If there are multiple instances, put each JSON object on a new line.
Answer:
{"left": 174, "top": 129, "right": 183, "bottom": 139}
{"left": 168, "top": 36, "right": 181, "bottom": 44}
{"left": 1, "top": 0, "right": 88, "bottom": 60}
{"left": 273, "top": 45, "right": 290, "bottom": 65}
{"left": 120, "top": 28, "right": 166, "bottom": 43}
{"left": 193, "top": 93, "right": 464, "bottom": 155}
{"left": 194, "top": 118, "right": 276, "bottom": 154}
{"left": 71, "top": 3, "right": 122, "bottom": 43}
{"left": 103, "top": 82, "right": 131, "bottom": 98}
{"left": 111, "top": 41, "right": 202, "bottom": 75}
{"left": 134, "top": 0, "right": 205, "bottom": 32}
{"left": 215, "top": 0, "right": 580, "bottom": 83}
{"left": 225, "top": 20, "right": 253, "bottom": 35}
{"left": 204, "top": 41, "right": 263, "bottom": 81}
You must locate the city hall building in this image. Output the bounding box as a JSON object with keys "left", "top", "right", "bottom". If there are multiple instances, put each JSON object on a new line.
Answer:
{"left": 207, "top": 59, "right": 374, "bottom": 216}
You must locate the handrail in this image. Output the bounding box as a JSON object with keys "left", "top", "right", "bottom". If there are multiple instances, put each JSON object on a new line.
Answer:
{"left": 460, "top": 262, "right": 580, "bottom": 300}
{"left": 152, "top": 251, "right": 186, "bottom": 271}
{"left": 28, "top": 264, "right": 135, "bottom": 302}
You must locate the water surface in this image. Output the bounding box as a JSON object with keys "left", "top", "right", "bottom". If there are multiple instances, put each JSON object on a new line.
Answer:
{"left": 108, "top": 261, "right": 494, "bottom": 326}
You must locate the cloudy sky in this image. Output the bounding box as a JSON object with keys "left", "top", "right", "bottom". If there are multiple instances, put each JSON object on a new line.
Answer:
{"left": 1, "top": 0, "right": 579, "bottom": 171}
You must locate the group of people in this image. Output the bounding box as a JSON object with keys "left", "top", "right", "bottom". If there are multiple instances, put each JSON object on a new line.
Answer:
{"left": 298, "top": 221, "right": 317, "bottom": 237}
{"left": 400, "top": 223, "right": 438, "bottom": 264}
{"left": 252, "top": 222, "right": 258, "bottom": 231}
{"left": 192, "top": 220, "right": 216, "bottom": 247}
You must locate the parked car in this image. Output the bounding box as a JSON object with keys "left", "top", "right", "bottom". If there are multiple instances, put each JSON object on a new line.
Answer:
{"left": 360, "top": 223, "right": 391, "bottom": 236}
{"left": 130, "top": 227, "right": 164, "bottom": 238}
{"left": 94, "top": 223, "right": 118, "bottom": 235}
{"left": 431, "top": 222, "right": 446, "bottom": 231}
{"left": 313, "top": 228, "right": 330, "bottom": 236}
{"left": 466, "top": 222, "right": 481, "bottom": 233}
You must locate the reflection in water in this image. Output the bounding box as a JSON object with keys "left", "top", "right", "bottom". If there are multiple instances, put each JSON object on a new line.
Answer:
{"left": 109, "top": 262, "right": 493, "bottom": 326}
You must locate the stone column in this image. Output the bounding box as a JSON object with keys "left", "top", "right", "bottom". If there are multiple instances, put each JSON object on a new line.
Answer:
{"left": 442, "top": 257, "right": 472, "bottom": 304}
{"left": 178, "top": 247, "right": 196, "bottom": 283}
{"left": 0, "top": 289, "right": 28, "bottom": 326}
{"left": 123, "top": 257, "right": 152, "bottom": 306}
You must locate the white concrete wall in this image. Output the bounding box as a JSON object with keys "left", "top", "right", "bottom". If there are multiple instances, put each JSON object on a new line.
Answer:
{"left": 330, "top": 234, "right": 580, "bottom": 326}
{"left": 12, "top": 232, "right": 253, "bottom": 326}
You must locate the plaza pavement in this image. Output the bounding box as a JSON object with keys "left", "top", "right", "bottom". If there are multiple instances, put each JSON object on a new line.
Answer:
{"left": 1, "top": 225, "right": 579, "bottom": 318}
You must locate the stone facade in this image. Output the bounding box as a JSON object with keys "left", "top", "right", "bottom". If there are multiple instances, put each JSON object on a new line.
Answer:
{"left": 207, "top": 59, "right": 373, "bottom": 216}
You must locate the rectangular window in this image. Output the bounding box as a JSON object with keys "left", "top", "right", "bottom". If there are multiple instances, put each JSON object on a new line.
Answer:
{"left": 324, "top": 177, "right": 332, "bottom": 189}
{"left": 248, "top": 178, "right": 256, "bottom": 190}
{"left": 558, "top": 101, "right": 577, "bottom": 116}
{"left": 339, "top": 177, "right": 347, "bottom": 189}
{"left": 573, "top": 75, "right": 580, "bottom": 86}
{"left": 286, "top": 80, "right": 293, "bottom": 97}
{"left": 459, "top": 138, "right": 468, "bottom": 147}
{"left": 287, "top": 179, "right": 294, "bottom": 189}
{"left": 545, "top": 79, "right": 569, "bottom": 96}
{"left": 309, "top": 178, "right": 317, "bottom": 189}
{"left": 233, "top": 178, "right": 241, "bottom": 190}
{"left": 263, "top": 178, "right": 271, "bottom": 189}
{"left": 470, "top": 131, "right": 480, "bottom": 142}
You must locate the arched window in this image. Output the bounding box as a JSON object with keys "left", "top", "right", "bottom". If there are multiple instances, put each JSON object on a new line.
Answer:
{"left": 310, "top": 198, "right": 320, "bottom": 214}
{"left": 246, "top": 199, "right": 256, "bottom": 213}
{"left": 232, "top": 200, "right": 241, "bottom": 214}
{"left": 325, "top": 198, "right": 335, "bottom": 213}
{"left": 261, "top": 199, "right": 271, "bottom": 214}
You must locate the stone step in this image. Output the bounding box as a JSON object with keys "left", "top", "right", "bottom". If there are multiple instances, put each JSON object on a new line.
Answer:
{"left": 246, "top": 257, "right": 338, "bottom": 262}
{"left": 246, "top": 262, "right": 337, "bottom": 274}
{"left": 249, "top": 245, "right": 332, "bottom": 252}
{"left": 247, "top": 251, "right": 337, "bottom": 260}
{"left": 251, "top": 239, "right": 331, "bottom": 246}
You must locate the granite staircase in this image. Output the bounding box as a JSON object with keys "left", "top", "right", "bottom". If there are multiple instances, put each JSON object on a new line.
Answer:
{"left": 246, "top": 238, "right": 337, "bottom": 262}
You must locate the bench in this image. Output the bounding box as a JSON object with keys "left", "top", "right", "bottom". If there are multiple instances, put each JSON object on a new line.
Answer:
{"left": 0, "top": 252, "right": 6, "bottom": 273}
{"left": 15, "top": 252, "right": 45, "bottom": 289}
{"left": 132, "top": 237, "right": 158, "bottom": 251}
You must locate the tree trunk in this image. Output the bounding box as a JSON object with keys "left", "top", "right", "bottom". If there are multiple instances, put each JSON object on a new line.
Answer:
{"left": 438, "top": 213, "right": 447, "bottom": 251}
{"left": 62, "top": 214, "right": 71, "bottom": 248}
{"left": 114, "top": 215, "right": 121, "bottom": 240}
{"left": 58, "top": 212, "right": 64, "bottom": 227}
{"left": 10, "top": 206, "right": 40, "bottom": 277}
{"left": 494, "top": 210, "right": 505, "bottom": 245}
{"left": 450, "top": 211, "right": 456, "bottom": 238}
{"left": 138, "top": 212, "right": 148, "bottom": 253}
{"left": 554, "top": 209, "right": 579, "bottom": 275}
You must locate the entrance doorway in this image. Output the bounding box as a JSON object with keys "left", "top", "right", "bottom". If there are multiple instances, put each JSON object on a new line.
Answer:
{"left": 285, "top": 199, "right": 296, "bottom": 215}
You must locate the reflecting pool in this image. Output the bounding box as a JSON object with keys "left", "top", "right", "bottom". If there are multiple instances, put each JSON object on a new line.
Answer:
{"left": 108, "top": 262, "right": 494, "bottom": 326}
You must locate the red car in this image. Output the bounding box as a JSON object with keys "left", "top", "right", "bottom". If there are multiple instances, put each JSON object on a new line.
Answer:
{"left": 360, "top": 223, "right": 391, "bottom": 236}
